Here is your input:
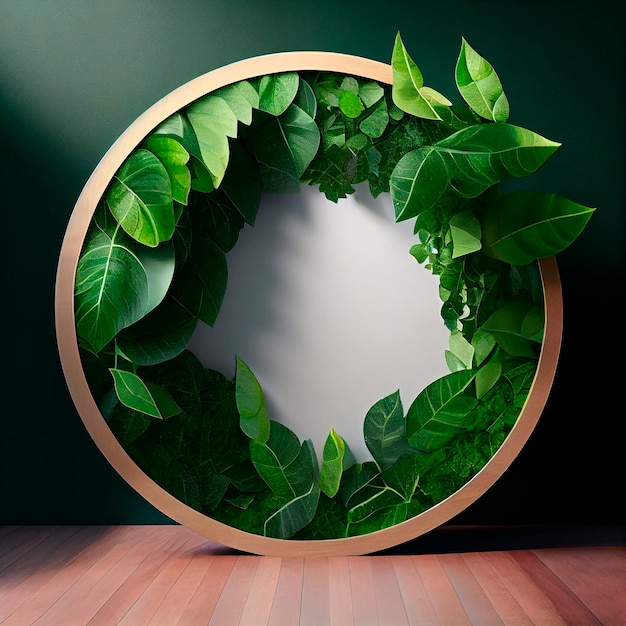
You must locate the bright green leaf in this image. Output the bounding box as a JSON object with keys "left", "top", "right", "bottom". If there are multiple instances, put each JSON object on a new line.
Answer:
{"left": 455, "top": 38, "right": 509, "bottom": 122}
{"left": 257, "top": 72, "right": 299, "bottom": 116}
{"left": 319, "top": 429, "right": 355, "bottom": 498}
{"left": 448, "top": 330, "right": 475, "bottom": 369}
{"left": 450, "top": 210, "right": 482, "bottom": 258}
{"left": 106, "top": 149, "right": 175, "bottom": 247}
{"left": 235, "top": 356, "right": 270, "bottom": 443}
{"left": 143, "top": 136, "right": 191, "bottom": 206}
{"left": 110, "top": 368, "right": 181, "bottom": 418}
{"left": 363, "top": 391, "right": 409, "bottom": 470}
{"left": 213, "top": 80, "right": 259, "bottom": 125}
{"left": 338, "top": 90, "right": 364, "bottom": 118}
{"left": 475, "top": 361, "right": 502, "bottom": 399}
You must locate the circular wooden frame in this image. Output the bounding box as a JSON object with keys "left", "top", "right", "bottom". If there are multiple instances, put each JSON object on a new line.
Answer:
{"left": 55, "top": 52, "right": 563, "bottom": 556}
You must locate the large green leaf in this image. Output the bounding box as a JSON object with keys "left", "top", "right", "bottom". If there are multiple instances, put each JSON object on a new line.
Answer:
{"left": 390, "top": 147, "right": 448, "bottom": 221}
{"left": 213, "top": 80, "right": 259, "bottom": 126}
{"left": 406, "top": 370, "right": 478, "bottom": 451}
{"left": 142, "top": 135, "right": 191, "bottom": 205}
{"left": 235, "top": 356, "right": 270, "bottom": 443}
{"left": 110, "top": 368, "right": 181, "bottom": 418}
{"left": 186, "top": 94, "right": 238, "bottom": 188}
{"left": 319, "top": 429, "right": 355, "bottom": 498}
{"left": 481, "top": 191, "right": 595, "bottom": 265}
{"left": 264, "top": 482, "right": 320, "bottom": 539}
{"left": 455, "top": 38, "right": 509, "bottom": 122}
{"left": 106, "top": 149, "right": 176, "bottom": 247}
{"left": 250, "top": 421, "right": 318, "bottom": 497}
{"left": 115, "top": 297, "right": 198, "bottom": 366}
{"left": 391, "top": 33, "right": 450, "bottom": 121}
{"left": 435, "top": 124, "right": 561, "bottom": 197}
{"left": 170, "top": 232, "right": 227, "bottom": 327}
{"left": 363, "top": 391, "right": 409, "bottom": 471}
{"left": 251, "top": 105, "right": 321, "bottom": 193}
{"left": 256, "top": 72, "right": 299, "bottom": 116}
{"left": 481, "top": 299, "right": 544, "bottom": 358}
{"left": 75, "top": 230, "right": 150, "bottom": 353}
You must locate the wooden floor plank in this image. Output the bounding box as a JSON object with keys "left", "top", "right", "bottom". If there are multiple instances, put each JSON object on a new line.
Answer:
{"left": 239, "top": 556, "right": 282, "bottom": 626}
{"left": 479, "top": 550, "right": 568, "bottom": 625}
{"left": 370, "top": 556, "right": 410, "bottom": 626}
{"left": 0, "top": 526, "right": 103, "bottom": 611}
{"left": 439, "top": 552, "right": 505, "bottom": 625}
{"left": 462, "top": 552, "right": 534, "bottom": 626}
{"left": 328, "top": 556, "right": 354, "bottom": 626}
{"left": 300, "top": 557, "right": 330, "bottom": 626}
{"left": 86, "top": 526, "right": 204, "bottom": 626}
{"left": 534, "top": 546, "right": 626, "bottom": 625}
{"left": 0, "top": 526, "right": 136, "bottom": 625}
{"left": 348, "top": 556, "right": 379, "bottom": 626}
{"left": 0, "top": 526, "right": 60, "bottom": 575}
{"left": 207, "top": 556, "right": 260, "bottom": 625}
{"left": 411, "top": 554, "right": 473, "bottom": 625}
{"left": 177, "top": 554, "right": 237, "bottom": 625}
{"left": 267, "top": 557, "right": 304, "bottom": 626}
{"left": 391, "top": 557, "right": 439, "bottom": 625}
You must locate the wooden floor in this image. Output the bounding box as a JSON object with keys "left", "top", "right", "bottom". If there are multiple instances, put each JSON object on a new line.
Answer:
{"left": 0, "top": 525, "right": 624, "bottom": 625}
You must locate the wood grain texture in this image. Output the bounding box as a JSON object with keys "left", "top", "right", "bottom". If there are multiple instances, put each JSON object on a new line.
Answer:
{"left": 54, "top": 49, "right": 564, "bottom": 556}
{"left": 0, "top": 526, "right": 624, "bottom": 625}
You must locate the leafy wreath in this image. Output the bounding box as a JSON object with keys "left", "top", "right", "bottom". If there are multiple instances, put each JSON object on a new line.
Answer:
{"left": 75, "top": 34, "right": 594, "bottom": 540}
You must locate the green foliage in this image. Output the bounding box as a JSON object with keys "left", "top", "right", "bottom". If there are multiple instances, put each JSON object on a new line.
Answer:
{"left": 76, "top": 34, "right": 595, "bottom": 541}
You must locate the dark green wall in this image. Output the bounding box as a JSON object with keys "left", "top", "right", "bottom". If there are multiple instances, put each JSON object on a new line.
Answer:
{"left": 1, "top": 1, "right": 624, "bottom": 527}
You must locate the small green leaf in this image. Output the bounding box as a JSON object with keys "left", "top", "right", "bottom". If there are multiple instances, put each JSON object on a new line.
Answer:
{"left": 143, "top": 135, "right": 191, "bottom": 206}
{"left": 475, "top": 361, "right": 502, "bottom": 399}
{"left": 448, "top": 330, "right": 475, "bottom": 370}
{"left": 106, "top": 149, "right": 175, "bottom": 247}
{"left": 391, "top": 32, "right": 444, "bottom": 121}
{"left": 257, "top": 72, "right": 299, "bottom": 116}
{"left": 358, "top": 80, "right": 385, "bottom": 108}
{"left": 455, "top": 38, "right": 509, "bottom": 122}
{"left": 319, "top": 429, "right": 355, "bottom": 498}
{"left": 406, "top": 370, "right": 478, "bottom": 451}
{"left": 338, "top": 90, "right": 364, "bottom": 118}
{"left": 235, "top": 356, "right": 270, "bottom": 443}
{"left": 450, "top": 210, "right": 482, "bottom": 258}
{"left": 359, "top": 98, "right": 389, "bottom": 138}
{"left": 110, "top": 368, "right": 181, "bottom": 418}
{"left": 481, "top": 191, "right": 595, "bottom": 265}
{"left": 363, "top": 390, "right": 409, "bottom": 471}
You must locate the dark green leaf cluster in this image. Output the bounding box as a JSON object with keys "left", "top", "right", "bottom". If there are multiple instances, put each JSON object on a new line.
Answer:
{"left": 75, "top": 34, "right": 596, "bottom": 540}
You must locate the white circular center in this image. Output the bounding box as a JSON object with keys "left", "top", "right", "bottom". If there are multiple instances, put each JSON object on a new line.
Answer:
{"left": 188, "top": 183, "right": 450, "bottom": 462}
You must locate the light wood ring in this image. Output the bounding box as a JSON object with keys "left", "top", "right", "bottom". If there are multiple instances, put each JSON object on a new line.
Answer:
{"left": 55, "top": 52, "right": 563, "bottom": 556}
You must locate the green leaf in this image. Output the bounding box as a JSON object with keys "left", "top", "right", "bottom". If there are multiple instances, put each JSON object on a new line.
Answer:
{"left": 450, "top": 210, "right": 482, "bottom": 258}
{"left": 381, "top": 454, "right": 422, "bottom": 501}
{"left": 359, "top": 98, "right": 389, "bottom": 139}
{"left": 391, "top": 33, "right": 446, "bottom": 121}
{"left": 132, "top": 240, "right": 175, "bottom": 314}
{"left": 347, "top": 483, "right": 404, "bottom": 525}
{"left": 294, "top": 77, "right": 317, "bottom": 119}
{"left": 339, "top": 461, "right": 383, "bottom": 509}
{"left": 338, "top": 90, "right": 364, "bottom": 118}
{"left": 448, "top": 330, "right": 475, "bottom": 370}
{"left": 170, "top": 234, "right": 227, "bottom": 327}
{"left": 319, "top": 429, "right": 355, "bottom": 498}
{"left": 186, "top": 94, "right": 238, "bottom": 188}
{"left": 481, "top": 191, "right": 596, "bottom": 265}
{"left": 257, "top": 72, "right": 299, "bottom": 116}
{"left": 75, "top": 231, "right": 149, "bottom": 353}
{"left": 143, "top": 135, "right": 191, "bottom": 205}
{"left": 406, "top": 370, "right": 478, "bottom": 451}
{"left": 264, "top": 483, "right": 320, "bottom": 539}
{"left": 390, "top": 147, "right": 448, "bottom": 221}
{"left": 106, "top": 149, "right": 175, "bottom": 247}
{"left": 235, "top": 356, "right": 270, "bottom": 443}
{"left": 250, "top": 422, "right": 318, "bottom": 497}
{"left": 110, "top": 368, "right": 181, "bottom": 418}
{"left": 455, "top": 38, "right": 509, "bottom": 122}
{"left": 475, "top": 361, "right": 502, "bottom": 399}
{"left": 251, "top": 105, "right": 320, "bottom": 192}
{"left": 481, "top": 299, "right": 543, "bottom": 358}
{"left": 358, "top": 80, "right": 385, "bottom": 108}
{"left": 213, "top": 80, "right": 259, "bottom": 126}
{"left": 363, "top": 391, "right": 409, "bottom": 471}
{"left": 115, "top": 297, "right": 198, "bottom": 366}
{"left": 435, "top": 124, "right": 561, "bottom": 197}
{"left": 220, "top": 142, "right": 261, "bottom": 225}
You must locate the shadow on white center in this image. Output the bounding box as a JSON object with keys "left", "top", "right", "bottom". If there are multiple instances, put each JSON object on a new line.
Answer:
{"left": 188, "top": 183, "right": 450, "bottom": 462}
